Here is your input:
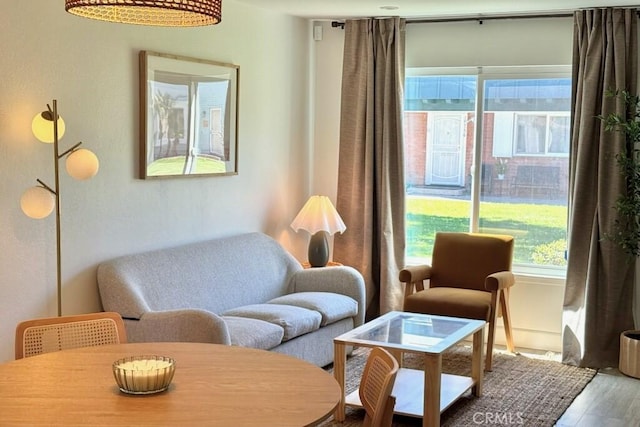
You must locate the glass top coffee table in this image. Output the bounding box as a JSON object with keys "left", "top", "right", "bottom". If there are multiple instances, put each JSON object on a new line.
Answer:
{"left": 333, "top": 311, "right": 486, "bottom": 427}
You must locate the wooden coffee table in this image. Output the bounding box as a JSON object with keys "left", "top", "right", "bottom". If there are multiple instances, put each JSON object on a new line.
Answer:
{"left": 333, "top": 311, "right": 485, "bottom": 427}
{"left": 0, "top": 342, "right": 340, "bottom": 426}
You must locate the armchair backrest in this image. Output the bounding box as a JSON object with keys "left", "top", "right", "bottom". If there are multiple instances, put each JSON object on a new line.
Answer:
{"left": 430, "top": 232, "right": 514, "bottom": 292}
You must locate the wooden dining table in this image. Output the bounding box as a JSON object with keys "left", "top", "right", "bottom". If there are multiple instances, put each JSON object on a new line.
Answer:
{"left": 0, "top": 342, "right": 340, "bottom": 426}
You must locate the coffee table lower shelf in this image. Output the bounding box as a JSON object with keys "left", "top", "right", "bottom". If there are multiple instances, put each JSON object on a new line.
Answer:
{"left": 345, "top": 368, "right": 474, "bottom": 418}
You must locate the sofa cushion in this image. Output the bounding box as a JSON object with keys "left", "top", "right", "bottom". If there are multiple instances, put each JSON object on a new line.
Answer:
{"left": 222, "top": 304, "right": 321, "bottom": 341}
{"left": 222, "top": 316, "right": 284, "bottom": 350}
{"left": 267, "top": 292, "right": 358, "bottom": 326}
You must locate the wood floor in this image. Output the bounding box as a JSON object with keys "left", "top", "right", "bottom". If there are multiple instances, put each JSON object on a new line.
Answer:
{"left": 353, "top": 345, "right": 639, "bottom": 425}
{"left": 514, "top": 346, "right": 640, "bottom": 426}
{"left": 555, "top": 367, "right": 640, "bottom": 426}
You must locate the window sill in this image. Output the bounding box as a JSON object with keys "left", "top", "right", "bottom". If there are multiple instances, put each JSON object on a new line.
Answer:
{"left": 513, "top": 264, "right": 566, "bottom": 280}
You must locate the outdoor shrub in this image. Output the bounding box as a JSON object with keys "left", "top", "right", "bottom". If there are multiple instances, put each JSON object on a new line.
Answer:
{"left": 532, "top": 239, "right": 567, "bottom": 266}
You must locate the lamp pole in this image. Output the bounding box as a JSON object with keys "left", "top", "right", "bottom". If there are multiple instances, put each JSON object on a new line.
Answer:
{"left": 31, "top": 100, "right": 64, "bottom": 316}
{"left": 52, "top": 100, "right": 63, "bottom": 317}
{"left": 35, "top": 100, "right": 64, "bottom": 316}
{"left": 48, "top": 101, "right": 86, "bottom": 316}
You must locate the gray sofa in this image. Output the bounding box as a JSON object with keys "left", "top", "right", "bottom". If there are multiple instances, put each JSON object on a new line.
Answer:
{"left": 97, "top": 232, "right": 365, "bottom": 367}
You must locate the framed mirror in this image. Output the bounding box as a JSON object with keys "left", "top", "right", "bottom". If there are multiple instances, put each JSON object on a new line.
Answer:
{"left": 139, "top": 51, "right": 239, "bottom": 179}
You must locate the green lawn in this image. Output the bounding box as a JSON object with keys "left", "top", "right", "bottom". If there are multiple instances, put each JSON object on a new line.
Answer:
{"left": 147, "top": 156, "right": 227, "bottom": 176}
{"left": 406, "top": 196, "right": 568, "bottom": 266}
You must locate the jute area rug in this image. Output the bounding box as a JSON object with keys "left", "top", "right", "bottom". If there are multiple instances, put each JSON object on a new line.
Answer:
{"left": 319, "top": 345, "right": 596, "bottom": 427}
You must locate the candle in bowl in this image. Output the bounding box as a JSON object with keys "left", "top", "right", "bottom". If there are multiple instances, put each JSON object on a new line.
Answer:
{"left": 113, "top": 355, "right": 175, "bottom": 395}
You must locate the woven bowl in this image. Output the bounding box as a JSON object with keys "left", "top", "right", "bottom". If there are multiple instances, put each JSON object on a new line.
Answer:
{"left": 112, "top": 355, "right": 175, "bottom": 395}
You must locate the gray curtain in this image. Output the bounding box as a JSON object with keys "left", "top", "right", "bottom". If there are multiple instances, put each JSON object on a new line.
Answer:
{"left": 563, "top": 8, "right": 637, "bottom": 368}
{"left": 333, "top": 18, "right": 406, "bottom": 319}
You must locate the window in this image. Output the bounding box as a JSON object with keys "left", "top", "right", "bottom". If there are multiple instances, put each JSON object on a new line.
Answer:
{"left": 404, "top": 68, "right": 571, "bottom": 275}
{"left": 511, "top": 113, "right": 570, "bottom": 155}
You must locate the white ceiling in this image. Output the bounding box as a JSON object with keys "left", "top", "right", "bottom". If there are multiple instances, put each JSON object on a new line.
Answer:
{"left": 233, "top": 0, "right": 639, "bottom": 20}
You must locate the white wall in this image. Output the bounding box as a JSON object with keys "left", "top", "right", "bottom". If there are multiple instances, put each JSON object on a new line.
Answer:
{"left": 406, "top": 18, "right": 573, "bottom": 68}
{"left": 0, "top": 0, "right": 311, "bottom": 362}
{"left": 312, "top": 17, "right": 574, "bottom": 352}
{"left": 311, "top": 22, "right": 344, "bottom": 198}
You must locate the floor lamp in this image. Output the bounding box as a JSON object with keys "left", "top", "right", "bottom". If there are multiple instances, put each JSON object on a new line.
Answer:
{"left": 20, "top": 100, "right": 99, "bottom": 316}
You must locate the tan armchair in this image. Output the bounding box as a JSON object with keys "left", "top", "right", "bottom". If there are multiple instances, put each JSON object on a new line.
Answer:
{"left": 399, "top": 232, "right": 515, "bottom": 371}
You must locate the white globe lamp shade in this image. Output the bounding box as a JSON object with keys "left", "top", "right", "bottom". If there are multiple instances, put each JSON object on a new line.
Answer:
{"left": 20, "top": 187, "right": 55, "bottom": 219}
{"left": 66, "top": 148, "right": 99, "bottom": 180}
{"left": 31, "top": 112, "right": 65, "bottom": 143}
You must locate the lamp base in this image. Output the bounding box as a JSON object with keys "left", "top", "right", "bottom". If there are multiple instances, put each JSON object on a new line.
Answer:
{"left": 308, "top": 231, "right": 329, "bottom": 267}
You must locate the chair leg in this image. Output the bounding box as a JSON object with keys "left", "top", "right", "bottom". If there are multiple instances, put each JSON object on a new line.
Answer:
{"left": 380, "top": 395, "right": 396, "bottom": 427}
{"left": 500, "top": 288, "right": 515, "bottom": 352}
{"left": 485, "top": 290, "right": 499, "bottom": 371}
{"left": 485, "top": 322, "right": 495, "bottom": 372}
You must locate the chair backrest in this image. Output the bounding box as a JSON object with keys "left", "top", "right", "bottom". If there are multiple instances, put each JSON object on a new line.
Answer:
{"left": 430, "top": 232, "right": 514, "bottom": 292}
{"left": 359, "top": 347, "right": 399, "bottom": 427}
{"left": 15, "top": 312, "right": 127, "bottom": 359}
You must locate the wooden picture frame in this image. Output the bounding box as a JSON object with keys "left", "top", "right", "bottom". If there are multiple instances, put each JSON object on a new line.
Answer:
{"left": 139, "top": 51, "right": 239, "bottom": 179}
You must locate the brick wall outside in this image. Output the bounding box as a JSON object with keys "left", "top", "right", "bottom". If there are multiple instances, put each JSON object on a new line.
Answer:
{"left": 403, "top": 111, "right": 568, "bottom": 198}
{"left": 404, "top": 111, "right": 427, "bottom": 186}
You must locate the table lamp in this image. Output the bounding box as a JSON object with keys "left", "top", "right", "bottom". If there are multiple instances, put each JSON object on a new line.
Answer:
{"left": 290, "top": 195, "right": 346, "bottom": 267}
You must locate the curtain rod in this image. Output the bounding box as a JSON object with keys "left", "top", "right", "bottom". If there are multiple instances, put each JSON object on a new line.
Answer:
{"left": 330, "top": 12, "right": 571, "bottom": 29}
{"left": 407, "top": 12, "right": 572, "bottom": 24}
{"left": 331, "top": 7, "right": 640, "bottom": 28}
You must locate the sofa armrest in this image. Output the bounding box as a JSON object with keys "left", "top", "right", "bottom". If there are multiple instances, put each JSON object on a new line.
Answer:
{"left": 124, "top": 309, "right": 231, "bottom": 345}
{"left": 292, "top": 266, "right": 366, "bottom": 328}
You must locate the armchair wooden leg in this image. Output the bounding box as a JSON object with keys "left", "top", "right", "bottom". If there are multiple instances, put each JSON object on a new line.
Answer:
{"left": 500, "top": 288, "right": 515, "bottom": 353}
{"left": 486, "top": 323, "right": 495, "bottom": 372}
{"left": 486, "top": 291, "right": 499, "bottom": 372}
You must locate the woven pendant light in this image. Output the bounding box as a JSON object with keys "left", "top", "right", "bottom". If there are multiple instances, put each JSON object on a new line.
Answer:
{"left": 65, "top": 0, "right": 222, "bottom": 27}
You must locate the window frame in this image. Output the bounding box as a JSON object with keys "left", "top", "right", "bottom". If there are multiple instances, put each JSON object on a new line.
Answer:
{"left": 512, "top": 112, "right": 570, "bottom": 157}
